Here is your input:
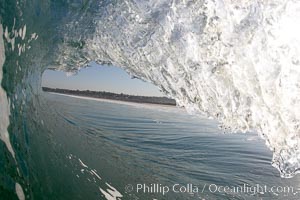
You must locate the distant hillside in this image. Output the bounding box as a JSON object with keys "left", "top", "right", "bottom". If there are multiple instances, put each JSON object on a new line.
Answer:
{"left": 42, "top": 87, "right": 176, "bottom": 106}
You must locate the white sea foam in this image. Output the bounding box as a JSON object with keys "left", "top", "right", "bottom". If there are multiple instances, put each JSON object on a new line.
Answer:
{"left": 0, "top": 24, "right": 15, "bottom": 159}
{"left": 99, "top": 183, "right": 123, "bottom": 200}
{"left": 69, "top": 154, "right": 122, "bottom": 199}
{"left": 91, "top": 169, "right": 102, "bottom": 180}
{"left": 1, "top": 24, "right": 25, "bottom": 200}
{"left": 78, "top": 158, "right": 88, "bottom": 168}
{"left": 15, "top": 183, "right": 25, "bottom": 200}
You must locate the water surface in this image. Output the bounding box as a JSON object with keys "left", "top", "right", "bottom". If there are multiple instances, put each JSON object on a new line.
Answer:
{"left": 35, "top": 92, "right": 300, "bottom": 200}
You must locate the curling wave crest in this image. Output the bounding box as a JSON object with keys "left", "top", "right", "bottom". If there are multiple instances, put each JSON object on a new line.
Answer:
{"left": 2, "top": 0, "right": 300, "bottom": 178}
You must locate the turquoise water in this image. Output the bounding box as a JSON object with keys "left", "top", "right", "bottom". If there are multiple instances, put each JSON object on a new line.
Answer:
{"left": 28, "top": 92, "right": 299, "bottom": 200}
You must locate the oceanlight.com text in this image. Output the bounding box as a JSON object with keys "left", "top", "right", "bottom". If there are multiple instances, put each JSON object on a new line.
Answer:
{"left": 124, "top": 183, "right": 297, "bottom": 197}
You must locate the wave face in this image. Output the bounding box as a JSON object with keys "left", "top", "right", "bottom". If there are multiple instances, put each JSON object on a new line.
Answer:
{"left": 1, "top": 0, "right": 300, "bottom": 197}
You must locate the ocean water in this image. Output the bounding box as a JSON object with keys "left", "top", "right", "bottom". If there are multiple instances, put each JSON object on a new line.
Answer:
{"left": 25, "top": 92, "right": 297, "bottom": 200}
{"left": 1, "top": 0, "right": 300, "bottom": 199}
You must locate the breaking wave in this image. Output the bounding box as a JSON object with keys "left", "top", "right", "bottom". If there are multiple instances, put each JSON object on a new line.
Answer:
{"left": 1, "top": 0, "right": 300, "bottom": 198}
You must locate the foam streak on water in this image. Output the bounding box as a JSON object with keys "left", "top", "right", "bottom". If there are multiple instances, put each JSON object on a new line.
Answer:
{"left": 68, "top": 154, "right": 123, "bottom": 200}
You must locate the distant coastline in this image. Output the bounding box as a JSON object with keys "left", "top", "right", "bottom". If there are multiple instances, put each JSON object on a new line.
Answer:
{"left": 42, "top": 87, "right": 176, "bottom": 106}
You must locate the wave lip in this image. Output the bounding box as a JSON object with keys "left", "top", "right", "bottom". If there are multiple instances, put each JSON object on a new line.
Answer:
{"left": 81, "top": 0, "right": 300, "bottom": 178}
{"left": 56, "top": 0, "right": 300, "bottom": 177}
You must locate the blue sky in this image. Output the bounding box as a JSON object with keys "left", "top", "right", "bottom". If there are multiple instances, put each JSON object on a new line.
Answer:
{"left": 42, "top": 63, "right": 164, "bottom": 97}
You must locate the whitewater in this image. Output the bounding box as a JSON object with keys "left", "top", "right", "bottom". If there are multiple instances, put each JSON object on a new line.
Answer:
{"left": 0, "top": 0, "right": 300, "bottom": 199}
